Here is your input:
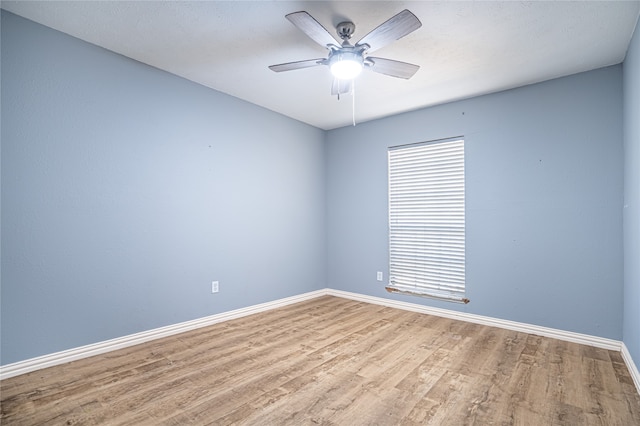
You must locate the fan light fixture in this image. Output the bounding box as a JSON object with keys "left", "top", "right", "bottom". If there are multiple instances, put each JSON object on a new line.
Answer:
{"left": 330, "top": 52, "right": 363, "bottom": 80}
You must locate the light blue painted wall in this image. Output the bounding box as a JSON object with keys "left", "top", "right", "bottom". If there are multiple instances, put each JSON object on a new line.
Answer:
{"left": 623, "top": 17, "right": 640, "bottom": 369}
{"left": 326, "top": 66, "right": 624, "bottom": 340}
{"left": 1, "top": 12, "right": 326, "bottom": 365}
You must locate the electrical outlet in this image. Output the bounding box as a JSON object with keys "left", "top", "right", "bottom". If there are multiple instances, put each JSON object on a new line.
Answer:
{"left": 211, "top": 281, "right": 219, "bottom": 293}
{"left": 377, "top": 271, "right": 383, "bottom": 281}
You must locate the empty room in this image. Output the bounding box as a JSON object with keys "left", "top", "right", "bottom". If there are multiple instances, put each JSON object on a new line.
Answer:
{"left": 1, "top": 1, "right": 639, "bottom": 424}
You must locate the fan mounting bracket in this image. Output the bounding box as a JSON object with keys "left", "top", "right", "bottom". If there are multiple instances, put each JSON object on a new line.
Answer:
{"left": 336, "top": 21, "right": 356, "bottom": 41}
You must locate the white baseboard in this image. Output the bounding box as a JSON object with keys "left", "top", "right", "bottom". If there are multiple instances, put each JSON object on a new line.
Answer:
{"left": 621, "top": 343, "right": 640, "bottom": 393}
{"left": 2, "top": 287, "right": 638, "bottom": 398}
{"left": 0, "top": 289, "right": 327, "bottom": 380}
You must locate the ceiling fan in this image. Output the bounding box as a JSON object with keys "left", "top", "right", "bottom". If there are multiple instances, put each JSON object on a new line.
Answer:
{"left": 269, "top": 9, "right": 422, "bottom": 97}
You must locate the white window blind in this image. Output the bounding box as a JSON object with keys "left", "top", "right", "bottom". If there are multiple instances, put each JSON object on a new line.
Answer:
{"left": 387, "top": 138, "right": 468, "bottom": 304}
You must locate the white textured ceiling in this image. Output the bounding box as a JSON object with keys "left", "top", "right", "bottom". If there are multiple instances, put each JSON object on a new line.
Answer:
{"left": 3, "top": 1, "right": 639, "bottom": 130}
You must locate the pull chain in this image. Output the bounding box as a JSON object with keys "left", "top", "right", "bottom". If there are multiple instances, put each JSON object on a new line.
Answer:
{"left": 352, "top": 79, "right": 356, "bottom": 126}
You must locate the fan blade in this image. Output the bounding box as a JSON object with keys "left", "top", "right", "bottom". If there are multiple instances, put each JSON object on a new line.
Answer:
{"left": 269, "top": 58, "right": 325, "bottom": 72}
{"left": 331, "top": 78, "right": 352, "bottom": 96}
{"left": 286, "top": 11, "right": 339, "bottom": 48}
{"left": 367, "top": 57, "right": 419, "bottom": 79}
{"left": 356, "top": 9, "right": 421, "bottom": 53}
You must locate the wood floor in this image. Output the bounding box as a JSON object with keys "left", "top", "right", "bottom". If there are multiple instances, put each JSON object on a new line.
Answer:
{"left": 1, "top": 296, "right": 639, "bottom": 425}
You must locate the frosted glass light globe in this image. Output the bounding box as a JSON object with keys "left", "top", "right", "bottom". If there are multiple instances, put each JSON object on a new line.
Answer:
{"left": 330, "top": 58, "right": 363, "bottom": 79}
{"left": 329, "top": 51, "right": 364, "bottom": 80}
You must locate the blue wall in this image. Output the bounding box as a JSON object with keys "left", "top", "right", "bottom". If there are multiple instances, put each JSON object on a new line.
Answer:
{"left": 623, "top": 17, "right": 640, "bottom": 371}
{"left": 1, "top": 12, "right": 326, "bottom": 364}
{"left": 326, "top": 66, "right": 624, "bottom": 340}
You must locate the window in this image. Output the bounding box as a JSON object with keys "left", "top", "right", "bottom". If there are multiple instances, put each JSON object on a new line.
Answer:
{"left": 387, "top": 138, "right": 468, "bottom": 304}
